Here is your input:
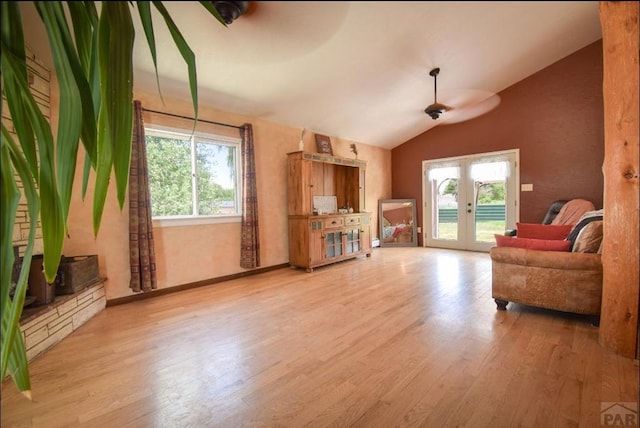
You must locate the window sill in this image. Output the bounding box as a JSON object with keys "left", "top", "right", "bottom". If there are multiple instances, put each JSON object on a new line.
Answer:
{"left": 152, "top": 215, "right": 242, "bottom": 228}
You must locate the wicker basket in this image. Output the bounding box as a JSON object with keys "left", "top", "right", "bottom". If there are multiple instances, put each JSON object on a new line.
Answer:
{"left": 56, "top": 255, "right": 100, "bottom": 295}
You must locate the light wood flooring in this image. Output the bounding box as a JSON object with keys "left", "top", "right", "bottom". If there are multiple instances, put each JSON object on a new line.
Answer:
{"left": 2, "top": 248, "right": 638, "bottom": 427}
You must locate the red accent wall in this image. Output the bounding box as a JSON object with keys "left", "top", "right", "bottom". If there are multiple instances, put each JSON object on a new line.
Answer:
{"left": 392, "top": 40, "right": 604, "bottom": 243}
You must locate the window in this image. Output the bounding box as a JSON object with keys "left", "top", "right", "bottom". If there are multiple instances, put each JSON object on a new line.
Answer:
{"left": 145, "top": 127, "right": 241, "bottom": 220}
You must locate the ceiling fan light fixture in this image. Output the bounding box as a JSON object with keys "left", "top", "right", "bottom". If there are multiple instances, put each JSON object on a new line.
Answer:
{"left": 212, "top": 1, "right": 249, "bottom": 25}
{"left": 425, "top": 102, "right": 448, "bottom": 120}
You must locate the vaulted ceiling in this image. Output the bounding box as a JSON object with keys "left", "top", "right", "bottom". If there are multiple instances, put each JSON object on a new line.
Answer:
{"left": 21, "top": 1, "right": 603, "bottom": 149}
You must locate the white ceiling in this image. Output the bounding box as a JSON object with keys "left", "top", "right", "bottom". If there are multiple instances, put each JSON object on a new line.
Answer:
{"left": 22, "top": 1, "right": 603, "bottom": 149}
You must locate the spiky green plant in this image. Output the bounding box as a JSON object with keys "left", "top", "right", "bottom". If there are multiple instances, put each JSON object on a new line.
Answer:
{"left": 1, "top": 1, "right": 224, "bottom": 398}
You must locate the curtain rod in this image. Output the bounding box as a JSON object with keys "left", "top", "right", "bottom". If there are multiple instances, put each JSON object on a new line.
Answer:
{"left": 142, "top": 108, "right": 242, "bottom": 130}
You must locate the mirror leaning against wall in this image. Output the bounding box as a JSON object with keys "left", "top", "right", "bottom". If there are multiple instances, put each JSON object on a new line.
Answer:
{"left": 379, "top": 199, "right": 418, "bottom": 247}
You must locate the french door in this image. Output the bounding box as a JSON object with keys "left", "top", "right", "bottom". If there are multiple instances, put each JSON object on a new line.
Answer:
{"left": 423, "top": 150, "right": 519, "bottom": 252}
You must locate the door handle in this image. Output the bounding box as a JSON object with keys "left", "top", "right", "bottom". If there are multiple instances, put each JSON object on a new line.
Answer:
{"left": 467, "top": 209, "right": 472, "bottom": 213}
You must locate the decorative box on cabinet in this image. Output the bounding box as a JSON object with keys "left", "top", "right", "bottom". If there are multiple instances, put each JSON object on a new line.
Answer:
{"left": 287, "top": 151, "right": 371, "bottom": 272}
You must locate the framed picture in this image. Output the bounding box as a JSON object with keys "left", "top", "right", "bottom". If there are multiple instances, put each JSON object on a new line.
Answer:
{"left": 315, "top": 134, "right": 333, "bottom": 155}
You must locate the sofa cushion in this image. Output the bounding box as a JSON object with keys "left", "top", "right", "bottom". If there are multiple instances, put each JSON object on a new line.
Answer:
{"left": 572, "top": 220, "right": 603, "bottom": 253}
{"left": 516, "top": 223, "right": 573, "bottom": 240}
{"left": 494, "top": 234, "right": 571, "bottom": 251}
{"left": 567, "top": 210, "right": 604, "bottom": 248}
{"left": 550, "top": 199, "right": 595, "bottom": 225}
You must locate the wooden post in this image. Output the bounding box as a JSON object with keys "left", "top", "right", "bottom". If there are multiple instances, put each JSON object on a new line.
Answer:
{"left": 598, "top": 1, "right": 639, "bottom": 358}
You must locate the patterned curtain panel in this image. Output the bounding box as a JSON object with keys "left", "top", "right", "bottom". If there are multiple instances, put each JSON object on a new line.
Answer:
{"left": 240, "top": 123, "right": 260, "bottom": 269}
{"left": 129, "top": 100, "right": 157, "bottom": 292}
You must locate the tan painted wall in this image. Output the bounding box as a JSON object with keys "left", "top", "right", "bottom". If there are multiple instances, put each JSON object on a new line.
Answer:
{"left": 62, "top": 90, "right": 391, "bottom": 301}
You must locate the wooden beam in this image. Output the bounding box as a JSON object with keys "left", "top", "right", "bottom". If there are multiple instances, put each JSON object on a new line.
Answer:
{"left": 598, "top": 1, "right": 639, "bottom": 358}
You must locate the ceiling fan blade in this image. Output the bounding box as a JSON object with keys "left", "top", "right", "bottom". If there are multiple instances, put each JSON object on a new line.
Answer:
{"left": 442, "top": 94, "right": 501, "bottom": 124}
{"left": 426, "top": 102, "right": 452, "bottom": 112}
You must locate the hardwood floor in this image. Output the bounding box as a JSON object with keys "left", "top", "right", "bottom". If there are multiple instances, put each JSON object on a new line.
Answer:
{"left": 2, "top": 248, "right": 638, "bottom": 427}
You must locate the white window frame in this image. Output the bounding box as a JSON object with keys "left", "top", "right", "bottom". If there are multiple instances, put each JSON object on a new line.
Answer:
{"left": 144, "top": 125, "right": 243, "bottom": 228}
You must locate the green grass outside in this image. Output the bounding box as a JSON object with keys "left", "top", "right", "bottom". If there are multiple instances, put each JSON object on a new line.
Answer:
{"left": 436, "top": 220, "right": 506, "bottom": 242}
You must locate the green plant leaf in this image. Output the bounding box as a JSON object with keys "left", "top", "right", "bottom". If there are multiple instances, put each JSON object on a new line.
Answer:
{"left": 1, "top": 126, "right": 38, "bottom": 397}
{"left": 104, "top": 2, "right": 134, "bottom": 211}
{"left": 0, "top": 131, "right": 21, "bottom": 383}
{"left": 91, "top": 2, "right": 134, "bottom": 234}
{"left": 70, "top": 1, "right": 101, "bottom": 173}
{"left": 92, "top": 106, "right": 113, "bottom": 235}
{"left": 35, "top": 2, "right": 84, "bottom": 231}
{"left": 92, "top": 9, "right": 111, "bottom": 235}
{"left": 197, "top": 1, "right": 228, "bottom": 27}
{"left": 72, "top": 2, "right": 101, "bottom": 200}
{"left": 151, "top": 1, "right": 198, "bottom": 125}
{"left": 67, "top": 2, "right": 92, "bottom": 74}
{"left": 136, "top": 1, "right": 163, "bottom": 101}
{"left": 66, "top": 1, "right": 99, "bottom": 169}
{"left": 81, "top": 151, "right": 92, "bottom": 200}
{"left": 1, "top": 3, "right": 39, "bottom": 179}
{"left": 1, "top": 39, "right": 64, "bottom": 283}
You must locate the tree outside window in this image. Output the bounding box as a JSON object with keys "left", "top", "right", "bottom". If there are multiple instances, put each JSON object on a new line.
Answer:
{"left": 145, "top": 129, "right": 240, "bottom": 218}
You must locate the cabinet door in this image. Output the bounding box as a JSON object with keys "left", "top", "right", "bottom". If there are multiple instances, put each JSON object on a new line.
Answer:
{"left": 309, "top": 220, "right": 324, "bottom": 265}
{"left": 324, "top": 231, "right": 343, "bottom": 259}
{"left": 311, "top": 161, "right": 326, "bottom": 198}
{"left": 288, "top": 158, "right": 314, "bottom": 215}
{"left": 360, "top": 216, "right": 371, "bottom": 252}
{"left": 344, "top": 228, "right": 361, "bottom": 255}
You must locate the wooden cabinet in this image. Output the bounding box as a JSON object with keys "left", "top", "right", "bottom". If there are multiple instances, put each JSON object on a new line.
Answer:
{"left": 287, "top": 151, "right": 371, "bottom": 272}
{"left": 289, "top": 214, "right": 372, "bottom": 272}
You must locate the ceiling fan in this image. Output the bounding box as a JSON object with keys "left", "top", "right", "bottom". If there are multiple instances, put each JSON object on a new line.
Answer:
{"left": 212, "top": 1, "right": 250, "bottom": 25}
{"left": 424, "top": 67, "right": 452, "bottom": 120}
{"left": 423, "top": 67, "right": 501, "bottom": 124}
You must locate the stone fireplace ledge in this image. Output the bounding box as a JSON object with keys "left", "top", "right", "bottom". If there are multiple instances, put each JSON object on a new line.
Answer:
{"left": 19, "top": 280, "right": 107, "bottom": 362}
